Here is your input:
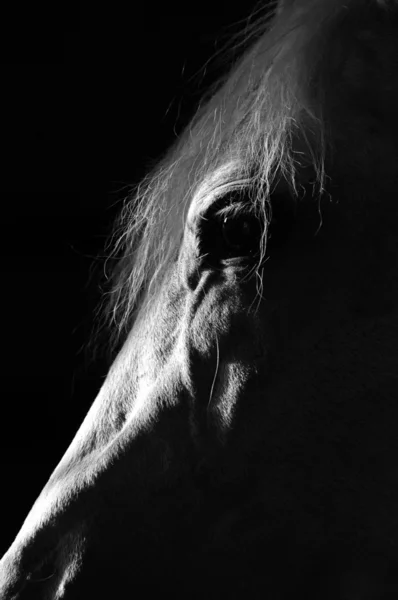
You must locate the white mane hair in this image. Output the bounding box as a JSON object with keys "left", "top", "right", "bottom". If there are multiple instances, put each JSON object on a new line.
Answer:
{"left": 101, "top": 0, "right": 388, "bottom": 347}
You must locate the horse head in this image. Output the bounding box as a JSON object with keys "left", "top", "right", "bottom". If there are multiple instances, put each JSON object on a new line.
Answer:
{"left": 1, "top": 1, "right": 398, "bottom": 598}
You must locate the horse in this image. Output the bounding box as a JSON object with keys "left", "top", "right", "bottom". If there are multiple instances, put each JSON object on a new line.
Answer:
{"left": 1, "top": 0, "right": 398, "bottom": 598}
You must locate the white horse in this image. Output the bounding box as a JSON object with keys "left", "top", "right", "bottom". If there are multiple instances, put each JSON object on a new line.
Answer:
{"left": 1, "top": 1, "right": 397, "bottom": 598}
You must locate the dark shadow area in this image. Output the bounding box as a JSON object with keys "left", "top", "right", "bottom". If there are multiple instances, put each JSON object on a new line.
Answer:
{"left": 1, "top": 0, "right": 263, "bottom": 555}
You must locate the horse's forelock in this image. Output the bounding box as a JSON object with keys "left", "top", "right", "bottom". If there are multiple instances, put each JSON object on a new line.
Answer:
{"left": 101, "top": 0, "right": 389, "bottom": 350}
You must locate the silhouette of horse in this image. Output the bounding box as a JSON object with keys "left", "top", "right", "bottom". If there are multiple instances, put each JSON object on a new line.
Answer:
{"left": 1, "top": 1, "right": 397, "bottom": 598}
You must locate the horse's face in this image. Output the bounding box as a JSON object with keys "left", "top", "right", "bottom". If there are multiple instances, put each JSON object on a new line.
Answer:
{"left": 1, "top": 2, "right": 398, "bottom": 599}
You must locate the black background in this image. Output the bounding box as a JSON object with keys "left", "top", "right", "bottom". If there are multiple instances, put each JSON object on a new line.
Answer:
{"left": 1, "top": 1, "right": 262, "bottom": 554}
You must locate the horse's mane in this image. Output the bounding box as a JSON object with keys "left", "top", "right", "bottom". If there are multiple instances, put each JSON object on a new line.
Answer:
{"left": 100, "top": 0, "right": 384, "bottom": 350}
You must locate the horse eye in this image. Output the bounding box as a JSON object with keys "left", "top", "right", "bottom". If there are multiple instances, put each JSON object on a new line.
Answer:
{"left": 221, "top": 214, "right": 262, "bottom": 256}
{"left": 198, "top": 188, "right": 298, "bottom": 264}
{"left": 199, "top": 207, "right": 264, "bottom": 263}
